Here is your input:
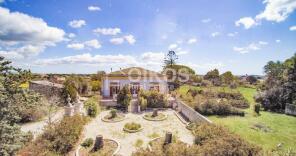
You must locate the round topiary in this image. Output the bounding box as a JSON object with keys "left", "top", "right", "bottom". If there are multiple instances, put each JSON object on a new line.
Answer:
{"left": 143, "top": 112, "right": 167, "bottom": 121}
{"left": 123, "top": 122, "right": 142, "bottom": 133}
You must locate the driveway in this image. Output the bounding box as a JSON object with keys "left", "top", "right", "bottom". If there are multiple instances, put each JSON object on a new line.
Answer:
{"left": 20, "top": 109, "right": 64, "bottom": 137}
{"left": 82, "top": 109, "right": 194, "bottom": 156}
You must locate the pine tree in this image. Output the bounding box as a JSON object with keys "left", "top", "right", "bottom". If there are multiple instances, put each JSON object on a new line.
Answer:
{"left": 0, "top": 56, "right": 31, "bottom": 155}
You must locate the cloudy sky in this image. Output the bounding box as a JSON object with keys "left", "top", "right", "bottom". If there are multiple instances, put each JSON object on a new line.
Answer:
{"left": 0, "top": 0, "right": 295, "bottom": 75}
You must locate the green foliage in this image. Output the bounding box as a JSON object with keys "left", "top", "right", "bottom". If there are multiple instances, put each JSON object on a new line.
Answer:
{"left": 19, "top": 115, "right": 87, "bottom": 155}
{"left": 139, "top": 97, "right": 147, "bottom": 111}
{"left": 63, "top": 76, "right": 90, "bottom": 102}
{"left": 84, "top": 96, "right": 100, "bottom": 117}
{"left": 134, "top": 139, "right": 143, "bottom": 148}
{"left": 91, "top": 80, "right": 101, "bottom": 92}
{"left": 221, "top": 71, "right": 235, "bottom": 85}
{"left": 204, "top": 69, "right": 221, "bottom": 86}
{"left": 254, "top": 104, "right": 261, "bottom": 115}
{"left": 192, "top": 124, "right": 262, "bottom": 156}
{"left": 0, "top": 56, "right": 36, "bottom": 155}
{"left": 90, "top": 71, "right": 105, "bottom": 81}
{"left": 81, "top": 138, "right": 94, "bottom": 148}
{"left": 124, "top": 122, "right": 141, "bottom": 131}
{"left": 139, "top": 90, "right": 167, "bottom": 108}
{"left": 195, "top": 99, "right": 245, "bottom": 116}
{"left": 117, "top": 85, "right": 132, "bottom": 110}
{"left": 110, "top": 109, "right": 117, "bottom": 118}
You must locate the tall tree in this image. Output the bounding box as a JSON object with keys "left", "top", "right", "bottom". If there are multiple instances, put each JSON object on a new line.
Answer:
{"left": 221, "top": 71, "right": 234, "bottom": 85}
{"left": 0, "top": 57, "right": 31, "bottom": 155}
{"left": 164, "top": 50, "right": 178, "bottom": 67}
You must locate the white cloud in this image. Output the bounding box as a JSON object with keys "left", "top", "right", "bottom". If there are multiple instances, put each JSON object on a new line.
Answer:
{"left": 256, "top": 0, "right": 296, "bottom": 22}
{"left": 276, "top": 39, "right": 281, "bottom": 43}
{"left": 0, "top": 7, "right": 65, "bottom": 59}
{"left": 88, "top": 6, "right": 101, "bottom": 11}
{"left": 68, "top": 20, "right": 86, "bottom": 28}
{"left": 93, "top": 27, "right": 121, "bottom": 35}
{"left": 68, "top": 33, "right": 76, "bottom": 38}
{"left": 34, "top": 53, "right": 138, "bottom": 66}
{"left": 176, "top": 50, "right": 189, "bottom": 55}
{"left": 168, "top": 43, "right": 178, "bottom": 50}
{"left": 124, "top": 35, "right": 136, "bottom": 45}
{"left": 67, "top": 43, "right": 84, "bottom": 50}
{"left": 227, "top": 32, "right": 238, "bottom": 37}
{"left": 141, "top": 52, "right": 164, "bottom": 63}
{"left": 235, "top": 17, "right": 258, "bottom": 29}
{"left": 236, "top": 0, "right": 296, "bottom": 29}
{"left": 201, "top": 18, "right": 211, "bottom": 23}
{"left": 0, "top": 0, "right": 5, "bottom": 3}
{"left": 110, "top": 38, "right": 124, "bottom": 45}
{"left": 233, "top": 41, "right": 268, "bottom": 54}
{"left": 186, "top": 62, "right": 225, "bottom": 72}
{"left": 84, "top": 39, "right": 101, "bottom": 49}
{"left": 67, "top": 39, "right": 101, "bottom": 50}
{"left": 211, "top": 32, "right": 221, "bottom": 37}
{"left": 259, "top": 41, "right": 268, "bottom": 45}
{"left": 187, "top": 38, "right": 197, "bottom": 44}
{"left": 289, "top": 25, "right": 296, "bottom": 31}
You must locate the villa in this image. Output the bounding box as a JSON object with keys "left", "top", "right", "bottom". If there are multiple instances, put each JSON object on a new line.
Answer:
{"left": 101, "top": 67, "right": 168, "bottom": 99}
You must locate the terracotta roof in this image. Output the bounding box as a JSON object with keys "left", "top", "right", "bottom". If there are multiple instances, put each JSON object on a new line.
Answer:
{"left": 107, "top": 67, "right": 165, "bottom": 77}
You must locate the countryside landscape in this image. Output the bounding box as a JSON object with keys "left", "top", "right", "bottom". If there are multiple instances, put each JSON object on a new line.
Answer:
{"left": 1, "top": 0, "right": 296, "bottom": 156}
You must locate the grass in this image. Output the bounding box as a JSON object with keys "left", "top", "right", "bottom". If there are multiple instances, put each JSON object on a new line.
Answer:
{"left": 178, "top": 85, "right": 296, "bottom": 152}
{"left": 134, "top": 139, "right": 143, "bottom": 148}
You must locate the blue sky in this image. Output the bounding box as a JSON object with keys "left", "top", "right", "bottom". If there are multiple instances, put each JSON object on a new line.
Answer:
{"left": 0, "top": 0, "right": 296, "bottom": 75}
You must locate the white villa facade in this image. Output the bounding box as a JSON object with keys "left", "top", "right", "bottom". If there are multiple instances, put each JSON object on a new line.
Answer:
{"left": 101, "top": 67, "right": 168, "bottom": 98}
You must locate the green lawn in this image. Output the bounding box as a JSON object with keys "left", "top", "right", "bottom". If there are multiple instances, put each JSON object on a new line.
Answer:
{"left": 178, "top": 85, "right": 296, "bottom": 151}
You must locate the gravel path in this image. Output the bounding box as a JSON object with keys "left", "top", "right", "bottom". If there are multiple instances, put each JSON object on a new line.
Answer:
{"left": 20, "top": 109, "right": 64, "bottom": 137}
{"left": 82, "top": 109, "right": 194, "bottom": 156}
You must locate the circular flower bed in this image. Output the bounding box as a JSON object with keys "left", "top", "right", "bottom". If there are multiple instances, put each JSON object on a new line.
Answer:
{"left": 186, "top": 122, "right": 199, "bottom": 131}
{"left": 102, "top": 110, "right": 125, "bottom": 123}
{"left": 79, "top": 139, "right": 118, "bottom": 156}
{"left": 143, "top": 112, "right": 167, "bottom": 121}
{"left": 123, "top": 122, "right": 142, "bottom": 133}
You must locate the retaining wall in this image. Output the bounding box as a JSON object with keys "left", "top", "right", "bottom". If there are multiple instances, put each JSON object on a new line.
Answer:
{"left": 285, "top": 104, "right": 296, "bottom": 116}
{"left": 176, "top": 99, "right": 212, "bottom": 123}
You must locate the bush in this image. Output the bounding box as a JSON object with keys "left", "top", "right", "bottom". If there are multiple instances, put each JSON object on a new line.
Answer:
{"left": 144, "top": 90, "right": 168, "bottom": 108}
{"left": 195, "top": 99, "right": 244, "bottom": 116}
{"left": 124, "top": 122, "right": 141, "bottom": 130}
{"left": 19, "top": 115, "right": 87, "bottom": 155}
{"left": 91, "top": 80, "right": 101, "bottom": 92}
{"left": 110, "top": 109, "right": 117, "bottom": 118}
{"left": 81, "top": 138, "right": 94, "bottom": 148}
{"left": 84, "top": 96, "right": 100, "bottom": 117}
{"left": 117, "top": 85, "right": 132, "bottom": 110}
{"left": 192, "top": 124, "right": 262, "bottom": 156}
{"left": 229, "top": 99, "right": 250, "bottom": 109}
{"left": 139, "top": 97, "right": 147, "bottom": 111}
{"left": 254, "top": 103, "right": 261, "bottom": 114}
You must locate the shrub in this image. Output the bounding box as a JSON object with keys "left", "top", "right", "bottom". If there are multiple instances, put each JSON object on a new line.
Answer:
{"left": 81, "top": 138, "right": 94, "bottom": 148}
{"left": 139, "top": 97, "right": 147, "bottom": 111}
{"left": 229, "top": 99, "right": 250, "bottom": 109}
{"left": 195, "top": 99, "right": 244, "bottom": 116}
{"left": 91, "top": 80, "right": 101, "bottom": 92}
{"left": 110, "top": 109, "right": 117, "bottom": 118}
{"left": 145, "top": 91, "right": 168, "bottom": 108}
{"left": 124, "top": 122, "right": 141, "bottom": 130}
{"left": 19, "top": 115, "right": 87, "bottom": 155}
{"left": 84, "top": 96, "right": 100, "bottom": 117}
{"left": 192, "top": 124, "right": 262, "bottom": 156}
{"left": 254, "top": 103, "right": 261, "bottom": 114}
{"left": 117, "top": 85, "right": 132, "bottom": 110}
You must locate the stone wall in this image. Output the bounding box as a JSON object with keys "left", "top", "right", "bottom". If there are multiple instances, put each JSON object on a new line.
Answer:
{"left": 29, "top": 80, "right": 64, "bottom": 103}
{"left": 175, "top": 99, "right": 212, "bottom": 124}
{"left": 285, "top": 104, "right": 296, "bottom": 116}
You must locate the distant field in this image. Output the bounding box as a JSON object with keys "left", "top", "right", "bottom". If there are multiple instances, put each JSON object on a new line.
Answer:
{"left": 178, "top": 85, "right": 296, "bottom": 151}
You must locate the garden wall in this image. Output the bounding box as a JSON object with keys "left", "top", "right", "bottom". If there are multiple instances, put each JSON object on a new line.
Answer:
{"left": 29, "top": 80, "right": 64, "bottom": 103}
{"left": 285, "top": 104, "right": 296, "bottom": 116}
{"left": 176, "top": 99, "right": 212, "bottom": 124}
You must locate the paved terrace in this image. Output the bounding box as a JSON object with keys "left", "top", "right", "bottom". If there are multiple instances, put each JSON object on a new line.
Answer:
{"left": 82, "top": 109, "right": 194, "bottom": 156}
